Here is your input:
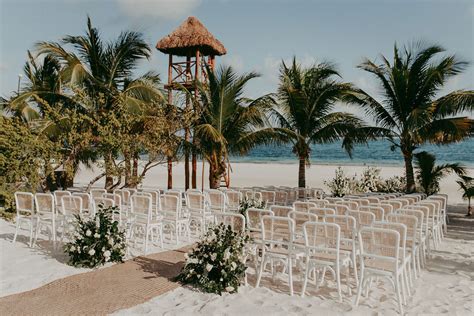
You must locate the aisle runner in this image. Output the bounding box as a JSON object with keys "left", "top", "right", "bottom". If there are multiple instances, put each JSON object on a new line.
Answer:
{"left": 0, "top": 248, "right": 187, "bottom": 315}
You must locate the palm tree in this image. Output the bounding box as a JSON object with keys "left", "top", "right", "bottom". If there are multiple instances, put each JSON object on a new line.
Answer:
{"left": 32, "top": 17, "right": 162, "bottom": 189}
{"left": 456, "top": 175, "right": 474, "bottom": 216}
{"left": 193, "top": 65, "right": 275, "bottom": 189}
{"left": 348, "top": 42, "right": 474, "bottom": 192}
{"left": 414, "top": 151, "right": 466, "bottom": 195}
{"left": 272, "top": 58, "right": 374, "bottom": 188}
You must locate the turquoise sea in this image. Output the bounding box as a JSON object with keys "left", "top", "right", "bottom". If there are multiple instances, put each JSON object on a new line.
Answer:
{"left": 231, "top": 139, "right": 474, "bottom": 168}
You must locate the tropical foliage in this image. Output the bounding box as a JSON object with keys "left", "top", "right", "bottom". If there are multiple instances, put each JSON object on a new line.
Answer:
{"left": 456, "top": 175, "right": 474, "bottom": 216}
{"left": 65, "top": 205, "right": 126, "bottom": 268}
{"left": 414, "top": 151, "right": 466, "bottom": 195}
{"left": 177, "top": 223, "right": 249, "bottom": 294}
{"left": 271, "top": 58, "right": 381, "bottom": 188}
{"left": 348, "top": 42, "right": 474, "bottom": 192}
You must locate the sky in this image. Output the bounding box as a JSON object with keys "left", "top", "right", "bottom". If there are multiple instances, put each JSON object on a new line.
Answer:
{"left": 1, "top": 0, "right": 473, "bottom": 118}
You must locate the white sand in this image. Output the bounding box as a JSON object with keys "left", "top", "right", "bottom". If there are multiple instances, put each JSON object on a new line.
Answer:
{"left": 116, "top": 236, "right": 474, "bottom": 315}
{"left": 75, "top": 161, "right": 473, "bottom": 204}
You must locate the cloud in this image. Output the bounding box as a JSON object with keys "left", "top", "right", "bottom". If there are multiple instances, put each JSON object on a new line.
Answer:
{"left": 221, "top": 54, "right": 244, "bottom": 72}
{"left": 116, "top": 0, "right": 201, "bottom": 20}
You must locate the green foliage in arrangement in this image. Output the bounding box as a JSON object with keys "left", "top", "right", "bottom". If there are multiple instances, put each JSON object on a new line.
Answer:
{"left": 65, "top": 206, "right": 126, "bottom": 268}
{"left": 0, "top": 116, "right": 59, "bottom": 213}
{"left": 238, "top": 197, "right": 266, "bottom": 217}
{"left": 176, "top": 223, "right": 249, "bottom": 295}
{"left": 456, "top": 176, "right": 474, "bottom": 216}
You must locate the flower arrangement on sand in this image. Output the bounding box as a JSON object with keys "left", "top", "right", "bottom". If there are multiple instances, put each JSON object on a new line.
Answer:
{"left": 177, "top": 223, "right": 250, "bottom": 295}
{"left": 65, "top": 205, "right": 126, "bottom": 268}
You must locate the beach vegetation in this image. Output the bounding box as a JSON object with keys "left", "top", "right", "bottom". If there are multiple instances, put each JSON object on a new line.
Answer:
{"left": 456, "top": 175, "right": 474, "bottom": 216}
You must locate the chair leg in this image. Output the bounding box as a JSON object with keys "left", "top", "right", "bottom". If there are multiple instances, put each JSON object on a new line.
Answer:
{"left": 144, "top": 226, "right": 149, "bottom": 254}
{"left": 12, "top": 217, "right": 20, "bottom": 243}
{"left": 355, "top": 268, "right": 364, "bottom": 306}
{"left": 256, "top": 254, "right": 266, "bottom": 288}
{"left": 395, "top": 275, "right": 404, "bottom": 315}
{"left": 352, "top": 252, "right": 359, "bottom": 286}
{"left": 301, "top": 261, "right": 311, "bottom": 297}
{"left": 288, "top": 257, "right": 294, "bottom": 296}
{"left": 336, "top": 263, "right": 342, "bottom": 302}
{"left": 28, "top": 220, "right": 34, "bottom": 247}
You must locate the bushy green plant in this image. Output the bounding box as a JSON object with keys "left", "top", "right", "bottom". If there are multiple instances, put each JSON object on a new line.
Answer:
{"left": 238, "top": 197, "right": 266, "bottom": 217}
{"left": 325, "top": 167, "right": 352, "bottom": 197}
{"left": 176, "top": 223, "right": 249, "bottom": 295}
{"left": 65, "top": 206, "right": 126, "bottom": 268}
{"left": 376, "top": 175, "right": 406, "bottom": 193}
{"left": 358, "top": 167, "right": 382, "bottom": 193}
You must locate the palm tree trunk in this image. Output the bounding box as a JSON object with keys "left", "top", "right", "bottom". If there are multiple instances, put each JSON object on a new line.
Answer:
{"left": 192, "top": 150, "right": 197, "bottom": 189}
{"left": 467, "top": 198, "right": 472, "bottom": 216}
{"left": 184, "top": 128, "right": 190, "bottom": 191}
{"left": 105, "top": 152, "right": 114, "bottom": 191}
{"left": 403, "top": 150, "right": 416, "bottom": 193}
{"left": 132, "top": 153, "right": 138, "bottom": 188}
{"left": 298, "top": 156, "right": 306, "bottom": 188}
{"left": 167, "top": 156, "right": 173, "bottom": 189}
{"left": 124, "top": 153, "right": 131, "bottom": 187}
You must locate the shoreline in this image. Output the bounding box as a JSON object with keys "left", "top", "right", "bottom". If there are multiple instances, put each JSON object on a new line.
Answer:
{"left": 74, "top": 161, "right": 473, "bottom": 205}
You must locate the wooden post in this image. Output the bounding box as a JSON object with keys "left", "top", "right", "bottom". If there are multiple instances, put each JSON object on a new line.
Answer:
{"left": 167, "top": 54, "right": 173, "bottom": 189}
{"left": 184, "top": 55, "right": 191, "bottom": 191}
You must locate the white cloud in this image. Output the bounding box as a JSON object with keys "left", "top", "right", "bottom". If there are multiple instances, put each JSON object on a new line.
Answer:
{"left": 116, "top": 0, "right": 201, "bottom": 20}
{"left": 221, "top": 54, "right": 244, "bottom": 72}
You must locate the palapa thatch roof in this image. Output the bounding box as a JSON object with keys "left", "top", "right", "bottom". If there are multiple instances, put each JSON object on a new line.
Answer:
{"left": 156, "top": 16, "right": 226, "bottom": 57}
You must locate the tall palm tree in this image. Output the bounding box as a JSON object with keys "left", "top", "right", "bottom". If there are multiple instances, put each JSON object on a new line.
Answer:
{"left": 414, "top": 151, "right": 466, "bottom": 195}
{"left": 194, "top": 65, "right": 275, "bottom": 189}
{"left": 457, "top": 175, "right": 474, "bottom": 216}
{"left": 348, "top": 42, "right": 474, "bottom": 192}
{"left": 32, "top": 17, "right": 162, "bottom": 189}
{"left": 272, "top": 58, "right": 375, "bottom": 188}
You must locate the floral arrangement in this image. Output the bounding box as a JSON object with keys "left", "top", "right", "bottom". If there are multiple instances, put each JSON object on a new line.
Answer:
{"left": 326, "top": 167, "right": 407, "bottom": 196}
{"left": 176, "top": 223, "right": 249, "bottom": 295}
{"left": 238, "top": 196, "right": 266, "bottom": 217}
{"left": 65, "top": 205, "right": 126, "bottom": 268}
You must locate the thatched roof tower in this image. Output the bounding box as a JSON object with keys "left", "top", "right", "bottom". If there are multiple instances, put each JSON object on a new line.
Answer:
{"left": 156, "top": 16, "right": 226, "bottom": 57}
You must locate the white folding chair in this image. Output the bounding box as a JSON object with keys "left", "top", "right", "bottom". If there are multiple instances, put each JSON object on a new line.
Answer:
{"left": 160, "top": 194, "right": 190, "bottom": 244}
{"left": 129, "top": 195, "right": 163, "bottom": 253}
{"left": 33, "top": 193, "right": 56, "bottom": 248}
{"left": 13, "top": 192, "right": 36, "bottom": 246}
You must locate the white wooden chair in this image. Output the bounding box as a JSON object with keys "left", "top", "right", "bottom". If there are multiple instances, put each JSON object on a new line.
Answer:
{"left": 13, "top": 192, "right": 36, "bottom": 246}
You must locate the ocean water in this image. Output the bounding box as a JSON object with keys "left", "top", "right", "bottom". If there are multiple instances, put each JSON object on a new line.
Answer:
{"left": 231, "top": 138, "right": 474, "bottom": 167}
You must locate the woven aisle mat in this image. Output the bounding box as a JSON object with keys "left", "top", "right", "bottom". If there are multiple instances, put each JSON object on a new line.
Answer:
{"left": 0, "top": 248, "right": 189, "bottom": 315}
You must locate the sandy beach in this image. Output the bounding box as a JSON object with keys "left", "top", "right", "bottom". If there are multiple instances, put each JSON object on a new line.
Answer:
{"left": 74, "top": 161, "right": 473, "bottom": 205}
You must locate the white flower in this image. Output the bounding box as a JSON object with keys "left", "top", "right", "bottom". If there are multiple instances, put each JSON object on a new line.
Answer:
{"left": 206, "top": 264, "right": 213, "bottom": 272}
{"left": 231, "top": 262, "right": 237, "bottom": 271}
{"left": 188, "top": 258, "right": 199, "bottom": 264}
{"left": 70, "top": 246, "right": 76, "bottom": 252}
{"left": 94, "top": 233, "right": 100, "bottom": 238}
{"left": 88, "top": 249, "right": 96, "bottom": 256}
{"left": 108, "top": 238, "right": 114, "bottom": 246}
{"left": 225, "top": 286, "right": 234, "bottom": 292}
{"left": 86, "top": 230, "right": 92, "bottom": 237}
{"left": 210, "top": 253, "right": 217, "bottom": 261}
{"left": 223, "top": 248, "right": 231, "bottom": 260}
{"left": 184, "top": 253, "right": 189, "bottom": 259}
{"left": 104, "top": 250, "right": 111, "bottom": 258}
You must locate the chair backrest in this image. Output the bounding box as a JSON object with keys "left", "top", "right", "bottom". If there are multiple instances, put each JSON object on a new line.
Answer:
{"left": 143, "top": 190, "right": 160, "bottom": 209}
{"left": 159, "top": 194, "right": 180, "bottom": 220}
{"left": 286, "top": 189, "right": 298, "bottom": 204}
{"left": 293, "top": 201, "right": 317, "bottom": 213}
{"left": 54, "top": 190, "right": 71, "bottom": 209}
{"left": 326, "top": 203, "right": 350, "bottom": 216}
{"left": 165, "top": 190, "right": 182, "bottom": 202}
{"left": 103, "top": 193, "right": 122, "bottom": 210}
{"left": 260, "top": 190, "right": 276, "bottom": 205}
{"left": 336, "top": 200, "right": 358, "bottom": 211}
{"left": 72, "top": 192, "right": 91, "bottom": 211}
{"left": 269, "top": 205, "right": 293, "bottom": 217}
{"left": 427, "top": 195, "right": 447, "bottom": 211}
{"left": 393, "top": 198, "right": 410, "bottom": 207}
{"left": 387, "top": 213, "right": 418, "bottom": 249}
{"left": 113, "top": 189, "right": 131, "bottom": 207}
{"left": 215, "top": 213, "right": 246, "bottom": 233}
{"left": 358, "top": 226, "right": 400, "bottom": 266}
{"left": 14, "top": 192, "right": 35, "bottom": 215}
{"left": 382, "top": 200, "right": 402, "bottom": 211}
{"left": 397, "top": 209, "right": 424, "bottom": 231}
{"left": 416, "top": 201, "right": 440, "bottom": 221}
{"left": 61, "top": 195, "right": 83, "bottom": 216}
{"left": 324, "top": 214, "right": 357, "bottom": 242}
{"left": 131, "top": 195, "right": 152, "bottom": 220}
{"left": 348, "top": 210, "right": 375, "bottom": 230}
{"left": 185, "top": 191, "right": 206, "bottom": 211}
{"left": 245, "top": 208, "right": 273, "bottom": 233}
{"left": 274, "top": 191, "right": 288, "bottom": 206}
{"left": 325, "top": 197, "right": 343, "bottom": 203}
{"left": 373, "top": 221, "right": 407, "bottom": 261}
{"left": 260, "top": 215, "right": 294, "bottom": 247}
{"left": 90, "top": 189, "right": 107, "bottom": 199}
{"left": 401, "top": 196, "right": 417, "bottom": 205}
{"left": 308, "top": 207, "right": 336, "bottom": 219}
{"left": 303, "top": 221, "right": 340, "bottom": 255}
{"left": 308, "top": 199, "right": 329, "bottom": 208}
{"left": 288, "top": 211, "right": 318, "bottom": 236}
{"left": 225, "top": 190, "right": 242, "bottom": 209}
{"left": 366, "top": 196, "right": 380, "bottom": 204}
{"left": 360, "top": 205, "right": 385, "bottom": 221}
{"left": 93, "top": 197, "right": 115, "bottom": 213}
{"left": 35, "top": 193, "right": 55, "bottom": 215}
{"left": 352, "top": 198, "right": 370, "bottom": 207}
{"left": 207, "top": 189, "right": 226, "bottom": 212}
